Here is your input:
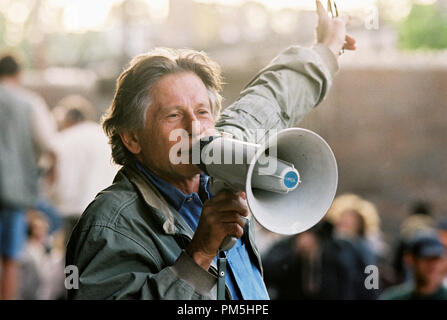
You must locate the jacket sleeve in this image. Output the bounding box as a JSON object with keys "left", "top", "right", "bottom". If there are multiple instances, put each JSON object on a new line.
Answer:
{"left": 215, "top": 44, "right": 338, "bottom": 143}
{"left": 66, "top": 225, "right": 217, "bottom": 300}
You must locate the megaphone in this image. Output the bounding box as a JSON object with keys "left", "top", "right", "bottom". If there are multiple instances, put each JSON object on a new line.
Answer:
{"left": 196, "top": 128, "right": 338, "bottom": 251}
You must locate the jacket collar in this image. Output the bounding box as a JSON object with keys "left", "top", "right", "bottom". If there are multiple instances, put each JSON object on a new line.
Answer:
{"left": 122, "top": 163, "right": 194, "bottom": 238}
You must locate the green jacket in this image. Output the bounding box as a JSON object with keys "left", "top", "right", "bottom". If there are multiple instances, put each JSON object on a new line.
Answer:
{"left": 66, "top": 44, "right": 338, "bottom": 300}
{"left": 380, "top": 282, "right": 447, "bottom": 300}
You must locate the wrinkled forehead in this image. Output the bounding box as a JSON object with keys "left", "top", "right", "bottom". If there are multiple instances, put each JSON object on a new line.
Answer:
{"left": 149, "top": 72, "right": 211, "bottom": 111}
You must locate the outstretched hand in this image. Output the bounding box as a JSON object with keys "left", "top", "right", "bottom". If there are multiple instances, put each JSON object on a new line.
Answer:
{"left": 315, "top": 0, "right": 357, "bottom": 57}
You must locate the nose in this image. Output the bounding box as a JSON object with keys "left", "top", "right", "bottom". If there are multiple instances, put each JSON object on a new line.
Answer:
{"left": 183, "top": 111, "right": 201, "bottom": 139}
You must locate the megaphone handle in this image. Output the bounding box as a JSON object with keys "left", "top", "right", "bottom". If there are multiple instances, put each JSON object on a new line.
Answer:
{"left": 220, "top": 236, "right": 237, "bottom": 251}
{"left": 210, "top": 179, "right": 239, "bottom": 251}
{"left": 217, "top": 250, "right": 227, "bottom": 300}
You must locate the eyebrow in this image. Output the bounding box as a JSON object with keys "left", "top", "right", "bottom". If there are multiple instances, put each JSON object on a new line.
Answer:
{"left": 195, "top": 103, "right": 211, "bottom": 109}
{"left": 162, "top": 103, "right": 210, "bottom": 113}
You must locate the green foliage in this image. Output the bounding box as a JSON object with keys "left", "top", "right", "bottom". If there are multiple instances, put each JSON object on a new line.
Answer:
{"left": 398, "top": 4, "right": 447, "bottom": 50}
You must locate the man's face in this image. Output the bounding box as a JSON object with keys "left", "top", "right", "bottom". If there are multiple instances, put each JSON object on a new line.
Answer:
{"left": 135, "top": 72, "right": 216, "bottom": 181}
{"left": 413, "top": 255, "right": 445, "bottom": 287}
{"left": 336, "top": 210, "right": 362, "bottom": 238}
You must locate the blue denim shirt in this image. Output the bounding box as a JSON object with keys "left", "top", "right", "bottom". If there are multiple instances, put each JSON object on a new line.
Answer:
{"left": 137, "top": 162, "right": 269, "bottom": 300}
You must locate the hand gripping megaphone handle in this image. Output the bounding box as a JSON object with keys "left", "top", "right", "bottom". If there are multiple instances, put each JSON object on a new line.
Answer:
{"left": 210, "top": 179, "right": 247, "bottom": 251}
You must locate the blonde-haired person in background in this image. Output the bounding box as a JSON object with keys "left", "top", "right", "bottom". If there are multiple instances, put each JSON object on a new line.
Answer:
{"left": 326, "top": 193, "right": 387, "bottom": 263}
{"left": 328, "top": 194, "right": 388, "bottom": 296}
{"left": 262, "top": 194, "right": 381, "bottom": 300}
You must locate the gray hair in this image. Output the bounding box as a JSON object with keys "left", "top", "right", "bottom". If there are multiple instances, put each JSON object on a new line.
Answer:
{"left": 102, "top": 48, "right": 223, "bottom": 166}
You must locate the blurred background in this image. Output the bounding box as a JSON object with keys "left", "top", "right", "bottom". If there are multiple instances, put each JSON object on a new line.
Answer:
{"left": 0, "top": 0, "right": 446, "bottom": 299}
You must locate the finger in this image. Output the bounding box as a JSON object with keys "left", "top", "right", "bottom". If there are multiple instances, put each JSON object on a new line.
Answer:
{"left": 216, "top": 198, "right": 249, "bottom": 216}
{"left": 343, "top": 44, "right": 356, "bottom": 51}
{"left": 210, "top": 190, "right": 241, "bottom": 206}
{"left": 343, "top": 35, "right": 357, "bottom": 50}
{"left": 345, "top": 34, "right": 356, "bottom": 45}
{"left": 316, "top": 0, "right": 328, "bottom": 21}
{"left": 219, "top": 212, "right": 248, "bottom": 227}
{"left": 223, "top": 222, "right": 244, "bottom": 239}
{"left": 211, "top": 190, "right": 235, "bottom": 201}
{"left": 211, "top": 189, "right": 244, "bottom": 203}
{"left": 343, "top": 42, "right": 356, "bottom": 51}
{"left": 237, "top": 191, "right": 246, "bottom": 200}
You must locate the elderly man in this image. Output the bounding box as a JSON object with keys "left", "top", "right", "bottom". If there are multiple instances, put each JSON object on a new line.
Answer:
{"left": 66, "top": 1, "right": 356, "bottom": 300}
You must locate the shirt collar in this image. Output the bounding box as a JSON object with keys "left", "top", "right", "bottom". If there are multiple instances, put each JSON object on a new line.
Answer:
{"left": 136, "top": 161, "right": 211, "bottom": 211}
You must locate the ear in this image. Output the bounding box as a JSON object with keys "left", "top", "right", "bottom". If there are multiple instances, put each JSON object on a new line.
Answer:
{"left": 119, "top": 131, "right": 142, "bottom": 155}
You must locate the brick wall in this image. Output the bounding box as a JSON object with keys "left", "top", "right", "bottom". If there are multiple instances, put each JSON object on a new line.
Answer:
{"left": 221, "top": 64, "right": 447, "bottom": 243}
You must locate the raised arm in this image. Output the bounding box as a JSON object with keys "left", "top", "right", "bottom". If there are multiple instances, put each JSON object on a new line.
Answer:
{"left": 216, "top": 0, "right": 356, "bottom": 143}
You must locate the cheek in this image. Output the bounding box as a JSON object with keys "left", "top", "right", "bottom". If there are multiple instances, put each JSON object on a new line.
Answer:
{"left": 140, "top": 124, "right": 169, "bottom": 157}
{"left": 420, "top": 261, "right": 438, "bottom": 273}
{"left": 160, "top": 125, "right": 188, "bottom": 159}
{"left": 434, "top": 261, "right": 444, "bottom": 272}
{"left": 199, "top": 119, "right": 216, "bottom": 136}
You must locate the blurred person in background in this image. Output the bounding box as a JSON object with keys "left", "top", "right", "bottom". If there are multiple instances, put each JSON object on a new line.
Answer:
{"left": 380, "top": 231, "right": 447, "bottom": 300}
{"left": 47, "top": 95, "right": 119, "bottom": 245}
{"left": 392, "top": 201, "right": 437, "bottom": 285}
{"left": 18, "top": 210, "right": 65, "bottom": 300}
{"left": 327, "top": 194, "right": 384, "bottom": 269}
{"left": 437, "top": 219, "right": 447, "bottom": 288}
{"left": 263, "top": 195, "right": 381, "bottom": 300}
{"left": 0, "top": 55, "right": 57, "bottom": 156}
{"left": 0, "top": 55, "right": 41, "bottom": 299}
{"left": 0, "top": 54, "right": 62, "bottom": 237}
{"left": 328, "top": 194, "right": 396, "bottom": 293}
{"left": 262, "top": 219, "right": 365, "bottom": 299}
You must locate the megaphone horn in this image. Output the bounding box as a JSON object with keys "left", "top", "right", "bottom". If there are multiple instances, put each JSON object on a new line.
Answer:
{"left": 197, "top": 128, "right": 338, "bottom": 250}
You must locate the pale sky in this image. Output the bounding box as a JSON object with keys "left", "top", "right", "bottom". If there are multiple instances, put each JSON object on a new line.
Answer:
{"left": 0, "top": 0, "right": 439, "bottom": 35}
{"left": 196, "top": 0, "right": 377, "bottom": 10}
